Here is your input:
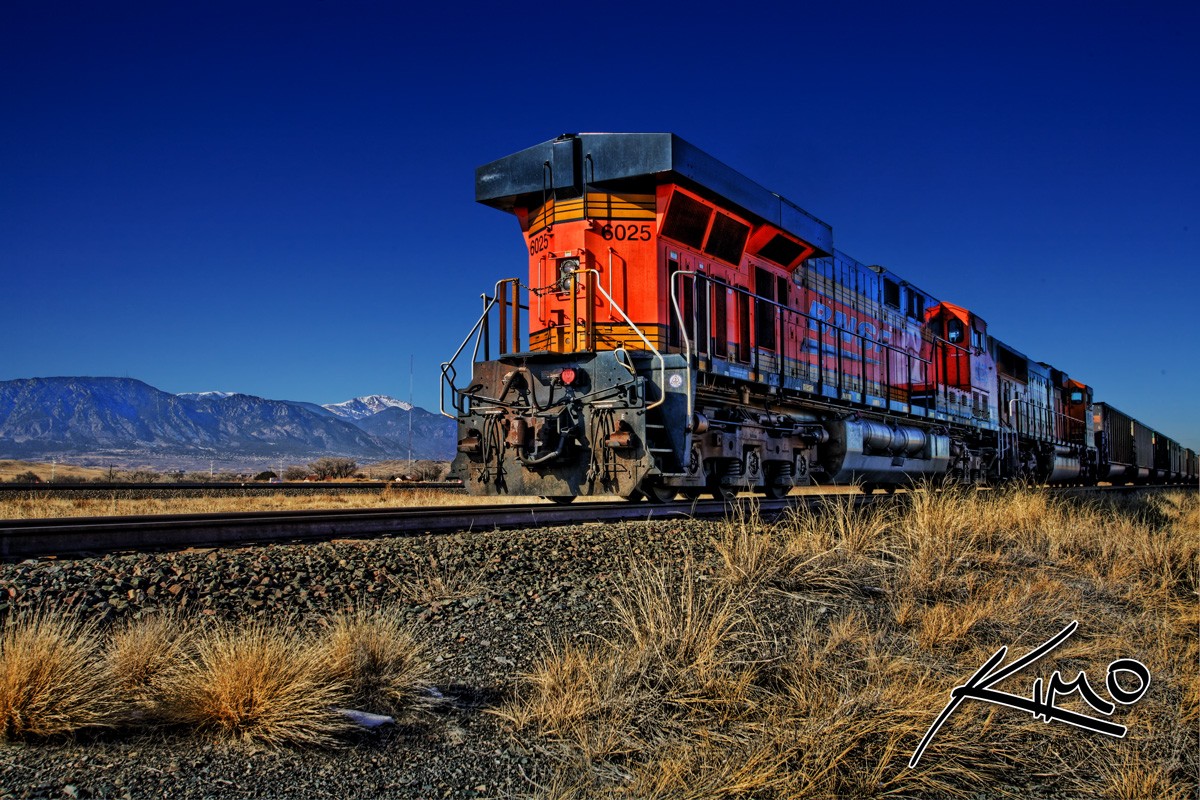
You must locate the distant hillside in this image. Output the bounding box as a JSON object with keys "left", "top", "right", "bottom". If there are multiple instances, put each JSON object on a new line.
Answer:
{"left": 351, "top": 405, "right": 457, "bottom": 459}
{"left": 0, "top": 378, "right": 455, "bottom": 469}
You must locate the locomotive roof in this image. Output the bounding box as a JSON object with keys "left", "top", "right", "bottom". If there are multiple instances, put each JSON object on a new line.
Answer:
{"left": 476, "top": 133, "right": 834, "bottom": 257}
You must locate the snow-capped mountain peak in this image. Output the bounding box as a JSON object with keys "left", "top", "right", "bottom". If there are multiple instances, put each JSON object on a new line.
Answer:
{"left": 322, "top": 395, "right": 413, "bottom": 420}
{"left": 177, "top": 391, "right": 236, "bottom": 400}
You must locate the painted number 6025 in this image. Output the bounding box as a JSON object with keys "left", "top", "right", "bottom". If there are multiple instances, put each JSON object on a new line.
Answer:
{"left": 600, "top": 223, "right": 652, "bottom": 242}
{"left": 527, "top": 230, "right": 552, "bottom": 255}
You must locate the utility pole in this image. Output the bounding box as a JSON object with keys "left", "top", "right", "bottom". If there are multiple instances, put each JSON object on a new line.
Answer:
{"left": 408, "top": 354, "right": 414, "bottom": 472}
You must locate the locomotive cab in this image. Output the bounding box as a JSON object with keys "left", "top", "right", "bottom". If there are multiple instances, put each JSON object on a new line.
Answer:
{"left": 450, "top": 133, "right": 839, "bottom": 499}
{"left": 923, "top": 302, "right": 996, "bottom": 427}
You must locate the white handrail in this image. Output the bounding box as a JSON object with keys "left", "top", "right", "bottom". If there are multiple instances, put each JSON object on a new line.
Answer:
{"left": 576, "top": 268, "right": 666, "bottom": 411}
{"left": 439, "top": 278, "right": 518, "bottom": 419}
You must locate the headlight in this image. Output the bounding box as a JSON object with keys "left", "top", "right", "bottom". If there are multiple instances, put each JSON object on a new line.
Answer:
{"left": 557, "top": 258, "right": 579, "bottom": 292}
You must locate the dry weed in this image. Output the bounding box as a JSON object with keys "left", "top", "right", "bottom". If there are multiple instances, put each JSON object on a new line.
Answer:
{"left": 0, "top": 485, "right": 622, "bottom": 520}
{"left": 163, "top": 621, "right": 350, "bottom": 749}
{"left": 493, "top": 641, "right": 636, "bottom": 762}
{"left": 1096, "top": 749, "right": 1191, "bottom": 800}
{"left": 322, "top": 609, "right": 432, "bottom": 716}
{"left": 781, "top": 493, "right": 893, "bottom": 556}
{"left": 390, "top": 544, "right": 485, "bottom": 604}
{"left": 500, "top": 486, "right": 1197, "bottom": 797}
{"left": 103, "top": 611, "right": 193, "bottom": 722}
{"left": 628, "top": 736, "right": 795, "bottom": 799}
{"left": 713, "top": 500, "right": 780, "bottom": 590}
{"left": 0, "top": 609, "right": 115, "bottom": 740}
{"left": 609, "top": 556, "right": 759, "bottom": 703}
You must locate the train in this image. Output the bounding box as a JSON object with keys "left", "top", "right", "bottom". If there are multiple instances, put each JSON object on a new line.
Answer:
{"left": 441, "top": 133, "right": 1197, "bottom": 502}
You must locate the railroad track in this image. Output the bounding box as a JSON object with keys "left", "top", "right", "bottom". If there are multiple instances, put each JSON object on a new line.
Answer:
{"left": 0, "top": 498, "right": 784, "bottom": 560}
{"left": 0, "top": 481, "right": 465, "bottom": 494}
{"left": 0, "top": 485, "right": 1159, "bottom": 561}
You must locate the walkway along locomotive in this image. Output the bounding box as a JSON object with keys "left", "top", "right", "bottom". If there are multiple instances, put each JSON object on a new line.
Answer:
{"left": 441, "top": 133, "right": 1197, "bottom": 502}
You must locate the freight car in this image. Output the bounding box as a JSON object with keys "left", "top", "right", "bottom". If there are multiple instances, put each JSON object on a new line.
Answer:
{"left": 442, "top": 133, "right": 1193, "bottom": 500}
{"left": 1093, "top": 403, "right": 1154, "bottom": 485}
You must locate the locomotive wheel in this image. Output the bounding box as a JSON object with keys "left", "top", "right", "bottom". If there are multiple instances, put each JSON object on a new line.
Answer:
{"left": 762, "top": 483, "right": 790, "bottom": 500}
{"left": 860, "top": 483, "right": 876, "bottom": 495}
{"left": 543, "top": 495, "right": 576, "bottom": 505}
{"left": 708, "top": 482, "right": 737, "bottom": 502}
{"left": 642, "top": 482, "right": 679, "bottom": 504}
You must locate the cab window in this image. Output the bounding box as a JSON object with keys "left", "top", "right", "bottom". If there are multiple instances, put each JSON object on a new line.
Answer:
{"left": 947, "top": 318, "right": 964, "bottom": 344}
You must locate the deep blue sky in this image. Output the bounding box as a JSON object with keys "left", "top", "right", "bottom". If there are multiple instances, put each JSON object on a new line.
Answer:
{"left": 3, "top": 2, "right": 1197, "bottom": 448}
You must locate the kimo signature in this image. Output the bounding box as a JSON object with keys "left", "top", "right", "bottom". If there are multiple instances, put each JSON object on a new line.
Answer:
{"left": 910, "top": 620, "right": 1150, "bottom": 767}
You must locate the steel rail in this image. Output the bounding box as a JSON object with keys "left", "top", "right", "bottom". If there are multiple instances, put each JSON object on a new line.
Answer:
{"left": 0, "top": 498, "right": 774, "bottom": 560}
{"left": 0, "top": 485, "right": 1157, "bottom": 561}
{"left": 0, "top": 481, "right": 465, "bottom": 494}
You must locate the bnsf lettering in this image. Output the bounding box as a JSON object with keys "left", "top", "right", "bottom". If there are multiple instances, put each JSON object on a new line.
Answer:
{"left": 600, "top": 223, "right": 652, "bottom": 242}
{"left": 528, "top": 230, "right": 551, "bottom": 256}
{"left": 806, "top": 299, "right": 919, "bottom": 354}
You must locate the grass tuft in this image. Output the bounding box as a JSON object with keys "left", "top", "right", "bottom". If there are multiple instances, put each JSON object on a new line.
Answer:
{"left": 610, "top": 556, "right": 757, "bottom": 696}
{"left": 494, "top": 640, "right": 636, "bottom": 763}
{"left": 103, "top": 611, "right": 193, "bottom": 723}
{"left": 713, "top": 500, "right": 781, "bottom": 590}
{"left": 0, "top": 609, "right": 115, "bottom": 740}
{"left": 322, "top": 609, "right": 433, "bottom": 716}
{"left": 162, "top": 620, "right": 351, "bottom": 749}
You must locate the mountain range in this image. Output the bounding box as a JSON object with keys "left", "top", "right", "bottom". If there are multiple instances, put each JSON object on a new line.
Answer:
{"left": 0, "top": 377, "right": 455, "bottom": 470}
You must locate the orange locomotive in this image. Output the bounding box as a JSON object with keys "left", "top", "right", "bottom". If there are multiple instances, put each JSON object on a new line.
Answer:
{"left": 442, "top": 133, "right": 1192, "bottom": 500}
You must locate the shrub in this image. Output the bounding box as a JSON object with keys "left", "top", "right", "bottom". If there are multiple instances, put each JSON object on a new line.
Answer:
{"left": 307, "top": 458, "right": 357, "bottom": 480}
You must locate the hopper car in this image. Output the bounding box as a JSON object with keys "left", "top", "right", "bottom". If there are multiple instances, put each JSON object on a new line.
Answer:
{"left": 441, "top": 133, "right": 1195, "bottom": 501}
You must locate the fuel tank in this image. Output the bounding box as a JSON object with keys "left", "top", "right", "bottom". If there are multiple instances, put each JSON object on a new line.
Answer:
{"left": 1044, "top": 445, "right": 1082, "bottom": 484}
{"left": 820, "top": 419, "right": 950, "bottom": 485}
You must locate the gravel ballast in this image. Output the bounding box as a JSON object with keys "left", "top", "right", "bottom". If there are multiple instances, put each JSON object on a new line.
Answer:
{"left": 0, "top": 520, "right": 713, "bottom": 799}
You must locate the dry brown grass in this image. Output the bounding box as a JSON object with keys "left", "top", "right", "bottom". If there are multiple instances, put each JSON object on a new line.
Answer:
{"left": 608, "top": 556, "right": 759, "bottom": 698}
{"left": 322, "top": 609, "right": 432, "bottom": 716}
{"left": 0, "top": 486, "right": 462, "bottom": 519}
{"left": 0, "top": 485, "right": 622, "bottom": 519}
{"left": 2, "top": 485, "right": 1195, "bottom": 791}
{"left": 0, "top": 604, "right": 444, "bottom": 749}
{"left": 712, "top": 501, "right": 780, "bottom": 590}
{"left": 0, "top": 460, "right": 109, "bottom": 483}
{"left": 162, "top": 620, "right": 351, "bottom": 749}
{"left": 390, "top": 544, "right": 486, "bottom": 604}
{"left": 103, "top": 611, "right": 193, "bottom": 723}
{"left": 503, "top": 487, "right": 1200, "bottom": 798}
{"left": 0, "top": 610, "right": 116, "bottom": 740}
{"left": 1098, "top": 750, "right": 1192, "bottom": 800}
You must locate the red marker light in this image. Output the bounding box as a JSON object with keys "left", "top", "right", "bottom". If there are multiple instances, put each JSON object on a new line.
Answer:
{"left": 561, "top": 368, "right": 577, "bottom": 386}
